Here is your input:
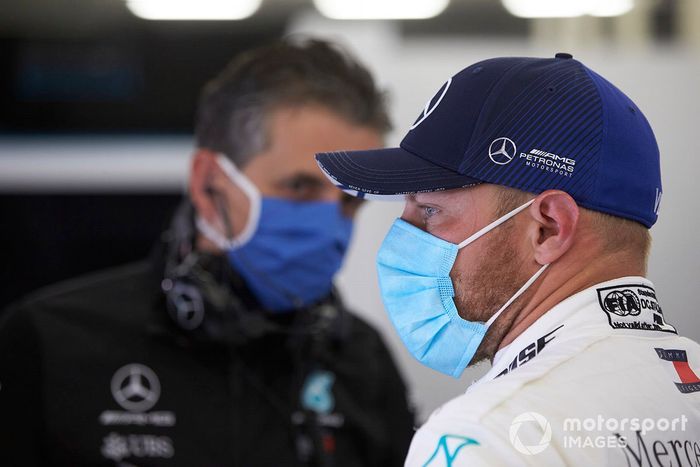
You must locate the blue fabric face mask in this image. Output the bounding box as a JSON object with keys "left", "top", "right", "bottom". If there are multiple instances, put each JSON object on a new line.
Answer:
{"left": 196, "top": 156, "right": 352, "bottom": 312}
{"left": 376, "top": 200, "right": 549, "bottom": 378}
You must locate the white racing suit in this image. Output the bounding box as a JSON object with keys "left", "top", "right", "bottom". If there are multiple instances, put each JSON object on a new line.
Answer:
{"left": 406, "top": 277, "right": 700, "bottom": 466}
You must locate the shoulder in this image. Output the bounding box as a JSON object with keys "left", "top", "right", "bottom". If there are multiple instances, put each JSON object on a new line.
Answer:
{"left": 403, "top": 331, "right": 602, "bottom": 465}
{"left": 405, "top": 412, "right": 530, "bottom": 466}
{"left": 22, "top": 261, "right": 153, "bottom": 303}
{"left": 339, "top": 309, "right": 399, "bottom": 366}
{"left": 406, "top": 329, "right": 700, "bottom": 466}
{"left": 424, "top": 328, "right": 657, "bottom": 425}
{"left": 343, "top": 309, "right": 383, "bottom": 342}
{"left": 330, "top": 306, "right": 407, "bottom": 385}
{"left": 2, "top": 261, "right": 157, "bottom": 329}
{"left": 405, "top": 370, "right": 566, "bottom": 467}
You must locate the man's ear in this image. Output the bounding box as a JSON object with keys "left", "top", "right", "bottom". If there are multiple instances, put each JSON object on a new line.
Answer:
{"left": 189, "top": 150, "right": 251, "bottom": 239}
{"left": 527, "top": 190, "right": 579, "bottom": 265}
{"left": 189, "top": 149, "right": 220, "bottom": 224}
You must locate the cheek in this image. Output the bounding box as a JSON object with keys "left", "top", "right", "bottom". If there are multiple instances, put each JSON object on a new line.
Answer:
{"left": 449, "top": 247, "right": 481, "bottom": 287}
{"left": 452, "top": 244, "right": 483, "bottom": 270}
{"left": 449, "top": 240, "right": 517, "bottom": 321}
{"left": 449, "top": 247, "right": 491, "bottom": 320}
{"left": 437, "top": 211, "right": 483, "bottom": 245}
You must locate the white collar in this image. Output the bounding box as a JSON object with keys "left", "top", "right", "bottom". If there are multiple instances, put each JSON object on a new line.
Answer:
{"left": 476, "top": 276, "right": 675, "bottom": 385}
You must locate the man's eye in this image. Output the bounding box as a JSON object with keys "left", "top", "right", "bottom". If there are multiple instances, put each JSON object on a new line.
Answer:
{"left": 288, "top": 180, "right": 311, "bottom": 193}
{"left": 423, "top": 206, "right": 439, "bottom": 218}
{"left": 281, "top": 178, "right": 322, "bottom": 200}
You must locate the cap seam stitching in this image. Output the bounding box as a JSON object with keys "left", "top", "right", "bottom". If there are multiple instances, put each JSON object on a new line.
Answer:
{"left": 581, "top": 65, "right": 606, "bottom": 216}
{"left": 460, "top": 60, "right": 532, "bottom": 173}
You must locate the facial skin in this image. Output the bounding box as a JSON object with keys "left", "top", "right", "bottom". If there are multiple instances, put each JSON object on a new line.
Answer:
{"left": 402, "top": 184, "right": 536, "bottom": 364}
{"left": 190, "top": 105, "right": 383, "bottom": 247}
{"left": 401, "top": 184, "right": 647, "bottom": 365}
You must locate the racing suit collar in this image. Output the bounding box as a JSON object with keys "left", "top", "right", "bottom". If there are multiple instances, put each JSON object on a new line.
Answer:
{"left": 484, "top": 276, "right": 663, "bottom": 383}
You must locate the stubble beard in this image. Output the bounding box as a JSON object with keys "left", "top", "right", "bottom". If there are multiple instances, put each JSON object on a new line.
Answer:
{"left": 451, "top": 225, "right": 529, "bottom": 365}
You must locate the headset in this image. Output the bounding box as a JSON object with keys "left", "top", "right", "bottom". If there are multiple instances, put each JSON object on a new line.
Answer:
{"left": 160, "top": 199, "right": 348, "bottom": 347}
{"left": 160, "top": 197, "right": 350, "bottom": 465}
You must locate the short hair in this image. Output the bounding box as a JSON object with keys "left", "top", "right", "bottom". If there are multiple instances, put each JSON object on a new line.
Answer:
{"left": 195, "top": 37, "right": 391, "bottom": 167}
{"left": 494, "top": 185, "right": 651, "bottom": 265}
{"left": 587, "top": 209, "right": 651, "bottom": 260}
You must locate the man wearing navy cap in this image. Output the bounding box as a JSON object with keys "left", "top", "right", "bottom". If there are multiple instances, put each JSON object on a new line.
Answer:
{"left": 317, "top": 53, "right": 700, "bottom": 465}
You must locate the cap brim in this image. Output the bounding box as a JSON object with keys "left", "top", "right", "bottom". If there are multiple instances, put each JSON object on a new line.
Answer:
{"left": 315, "top": 147, "right": 481, "bottom": 200}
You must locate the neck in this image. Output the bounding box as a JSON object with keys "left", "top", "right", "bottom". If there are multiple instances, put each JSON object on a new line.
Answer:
{"left": 497, "top": 250, "right": 646, "bottom": 352}
{"left": 195, "top": 233, "right": 223, "bottom": 254}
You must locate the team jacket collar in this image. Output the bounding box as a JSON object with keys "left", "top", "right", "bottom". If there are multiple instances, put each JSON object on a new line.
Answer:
{"left": 479, "top": 276, "right": 676, "bottom": 384}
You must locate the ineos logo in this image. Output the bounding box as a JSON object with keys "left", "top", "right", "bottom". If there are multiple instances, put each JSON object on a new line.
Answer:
{"left": 488, "top": 137, "right": 517, "bottom": 165}
{"left": 409, "top": 78, "right": 452, "bottom": 130}
{"left": 111, "top": 364, "right": 161, "bottom": 413}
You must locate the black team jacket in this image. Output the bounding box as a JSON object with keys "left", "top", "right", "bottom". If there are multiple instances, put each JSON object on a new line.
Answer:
{"left": 0, "top": 238, "right": 414, "bottom": 466}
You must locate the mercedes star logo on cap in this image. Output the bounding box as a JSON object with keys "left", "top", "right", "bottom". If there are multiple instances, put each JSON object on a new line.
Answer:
{"left": 488, "top": 137, "right": 517, "bottom": 165}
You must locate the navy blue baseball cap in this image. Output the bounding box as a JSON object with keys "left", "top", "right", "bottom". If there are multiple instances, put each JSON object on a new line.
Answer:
{"left": 316, "top": 53, "right": 662, "bottom": 227}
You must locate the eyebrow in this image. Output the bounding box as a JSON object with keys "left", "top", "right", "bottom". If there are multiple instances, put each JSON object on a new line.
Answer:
{"left": 278, "top": 172, "right": 326, "bottom": 186}
{"left": 408, "top": 193, "right": 438, "bottom": 204}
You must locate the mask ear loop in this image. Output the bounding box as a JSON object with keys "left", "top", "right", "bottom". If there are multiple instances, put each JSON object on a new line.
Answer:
{"left": 452, "top": 197, "right": 548, "bottom": 326}
{"left": 485, "top": 263, "right": 549, "bottom": 327}
{"left": 457, "top": 199, "right": 534, "bottom": 249}
{"left": 194, "top": 155, "right": 262, "bottom": 251}
{"left": 214, "top": 155, "right": 261, "bottom": 248}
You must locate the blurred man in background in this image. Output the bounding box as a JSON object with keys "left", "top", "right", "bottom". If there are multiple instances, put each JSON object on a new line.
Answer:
{"left": 317, "top": 54, "right": 700, "bottom": 465}
{"left": 0, "top": 38, "right": 413, "bottom": 466}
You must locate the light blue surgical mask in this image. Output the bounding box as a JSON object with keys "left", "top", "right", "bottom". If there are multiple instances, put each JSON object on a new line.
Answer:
{"left": 196, "top": 156, "right": 352, "bottom": 312}
{"left": 376, "top": 200, "right": 548, "bottom": 378}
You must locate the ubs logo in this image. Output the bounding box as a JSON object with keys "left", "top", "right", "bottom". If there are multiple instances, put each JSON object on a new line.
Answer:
{"left": 111, "top": 364, "right": 161, "bottom": 413}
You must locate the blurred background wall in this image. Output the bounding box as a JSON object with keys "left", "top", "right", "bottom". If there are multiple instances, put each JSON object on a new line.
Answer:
{"left": 1, "top": 0, "right": 698, "bottom": 422}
